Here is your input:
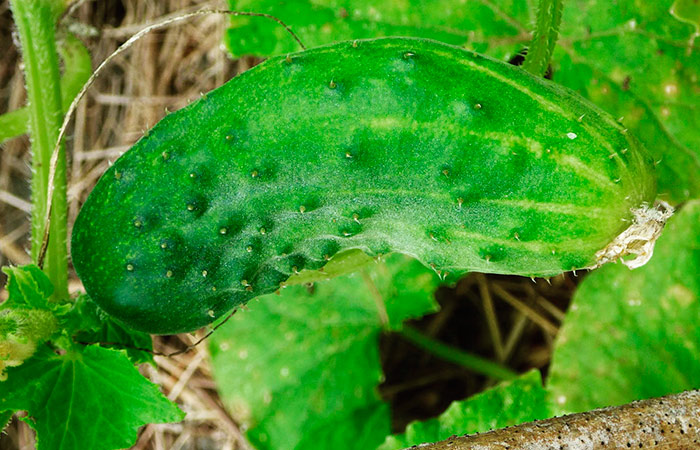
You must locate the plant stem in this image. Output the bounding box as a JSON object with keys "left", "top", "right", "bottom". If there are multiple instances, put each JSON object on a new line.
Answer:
{"left": 0, "top": 33, "right": 91, "bottom": 145}
{"left": 522, "top": 0, "right": 564, "bottom": 77}
{"left": 10, "top": 0, "right": 68, "bottom": 301}
{"left": 399, "top": 325, "right": 517, "bottom": 381}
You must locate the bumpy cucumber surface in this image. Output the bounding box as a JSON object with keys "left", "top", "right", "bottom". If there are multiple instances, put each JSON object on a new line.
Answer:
{"left": 71, "top": 37, "right": 656, "bottom": 334}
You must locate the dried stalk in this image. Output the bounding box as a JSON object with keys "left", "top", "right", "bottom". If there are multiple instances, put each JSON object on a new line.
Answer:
{"left": 414, "top": 389, "right": 700, "bottom": 449}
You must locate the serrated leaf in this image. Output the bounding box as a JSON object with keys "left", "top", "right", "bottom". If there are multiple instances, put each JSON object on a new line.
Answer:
{"left": 1, "top": 265, "right": 53, "bottom": 310}
{"left": 0, "top": 410, "right": 12, "bottom": 432}
{"left": 0, "top": 265, "right": 64, "bottom": 379}
{"left": 209, "top": 254, "right": 440, "bottom": 450}
{"left": 227, "top": 0, "right": 700, "bottom": 201}
{"left": 547, "top": 200, "right": 700, "bottom": 414}
{"left": 68, "top": 295, "right": 154, "bottom": 365}
{"left": 378, "top": 370, "right": 549, "bottom": 450}
{"left": 0, "top": 345, "right": 183, "bottom": 450}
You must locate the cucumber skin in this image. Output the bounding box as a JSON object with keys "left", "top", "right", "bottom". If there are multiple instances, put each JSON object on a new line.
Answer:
{"left": 71, "top": 37, "right": 656, "bottom": 334}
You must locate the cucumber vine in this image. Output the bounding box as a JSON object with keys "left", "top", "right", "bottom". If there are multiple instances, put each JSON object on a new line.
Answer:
{"left": 10, "top": 0, "right": 68, "bottom": 302}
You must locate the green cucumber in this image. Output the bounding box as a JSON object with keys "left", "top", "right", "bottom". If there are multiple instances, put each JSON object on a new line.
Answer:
{"left": 71, "top": 37, "right": 656, "bottom": 334}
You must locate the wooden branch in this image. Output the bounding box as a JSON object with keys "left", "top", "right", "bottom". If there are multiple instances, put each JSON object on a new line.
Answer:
{"left": 414, "top": 390, "right": 700, "bottom": 449}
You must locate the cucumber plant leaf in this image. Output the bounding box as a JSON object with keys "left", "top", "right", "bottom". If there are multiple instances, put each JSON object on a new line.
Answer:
{"left": 0, "top": 410, "right": 13, "bottom": 433}
{"left": 1, "top": 265, "right": 54, "bottom": 311}
{"left": 68, "top": 295, "right": 155, "bottom": 365}
{"left": 1, "top": 265, "right": 61, "bottom": 380}
{"left": 0, "top": 345, "right": 183, "bottom": 450}
{"left": 370, "top": 255, "right": 444, "bottom": 330}
{"left": 226, "top": 0, "right": 531, "bottom": 59}
{"left": 227, "top": 0, "right": 700, "bottom": 202}
{"left": 209, "top": 254, "right": 440, "bottom": 450}
{"left": 552, "top": 0, "right": 700, "bottom": 202}
{"left": 671, "top": 0, "right": 700, "bottom": 29}
{"left": 378, "top": 369, "right": 549, "bottom": 450}
{"left": 547, "top": 200, "right": 700, "bottom": 414}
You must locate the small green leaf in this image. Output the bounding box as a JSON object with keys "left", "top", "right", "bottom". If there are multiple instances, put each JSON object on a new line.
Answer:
{"left": 284, "top": 249, "right": 373, "bottom": 286}
{"left": 0, "top": 345, "right": 184, "bottom": 450}
{"left": 57, "top": 33, "right": 92, "bottom": 114}
{"left": 547, "top": 200, "right": 700, "bottom": 414}
{"left": 68, "top": 295, "right": 154, "bottom": 365}
{"left": 209, "top": 254, "right": 440, "bottom": 450}
{"left": 378, "top": 370, "right": 549, "bottom": 450}
{"left": 1, "top": 265, "right": 54, "bottom": 310}
{"left": 0, "top": 268, "right": 58, "bottom": 381}
{"left": 0, "top": 265, "right": 63, "bottom": 378}
{"left": 0, "top": 108, "right": 30, "bottom": 144}
{"left": 367, "top": 255, "right": 441, "bottom": 330}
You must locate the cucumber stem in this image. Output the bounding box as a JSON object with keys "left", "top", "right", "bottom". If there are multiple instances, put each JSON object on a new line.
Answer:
{"left": 0, "top": 33, "right": 92, "bottom": 145}
{"left": 10, "top": 0, "right": 69, "bottom": 301}
{"left": 522, "top": 0, "right": 564, "bottom": 77}
{"left": 399, "top": 325, "right": 518, "bottom": 381}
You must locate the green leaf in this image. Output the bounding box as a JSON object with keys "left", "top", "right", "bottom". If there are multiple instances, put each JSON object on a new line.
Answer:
{"left": 284, "top": 249, "right": 374, "bottom": 286}
{"left": 57, "top": 33, "right": 92, "bottom": 114}
{"left": 226, "top": 0, "right": 531, "bottom": 59}
{"left": 0, "top": 265, "right": 62, "bottom": 379}
{"left": 1, "top": 265, "right": 54, "bottom": 310}
{"left": 0, "top": 108, "right": 31, "bottom": 144}
{"left": 547, "top": 200, "right": 700, "bottom": 414}
{"left": 367, "top": 255, "right": 441, "bottom": 330}
{"left": 68, "top": 295, "right": 154, "bottom": 365}
{"left": 378, "top": 370, "right": 549, "bottom": 450}
{"left": 553, "top": 0, "right": 700, "bottom": 202}
{"left": 227, "top": 0, "right": 700, "bottom": 201}
{"left": 209, "top": 254, "right": 440, "bottom": 450}
{"left": 0, "top": 410, "right": 13, "bottom": 433}
{"left": 0, "top": 345, "right": 184, "bottom": 450}
{"left": 671, "top": 0, "right": 700, "bottom": 31}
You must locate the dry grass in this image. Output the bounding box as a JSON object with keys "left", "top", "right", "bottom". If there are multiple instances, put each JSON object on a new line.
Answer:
{"left": 0, "top": 1, "right": 578, "bottom": 448}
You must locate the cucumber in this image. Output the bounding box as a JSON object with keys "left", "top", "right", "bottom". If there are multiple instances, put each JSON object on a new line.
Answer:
{"left": 71, "top": 37, "right": 656, "bottom": 334}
